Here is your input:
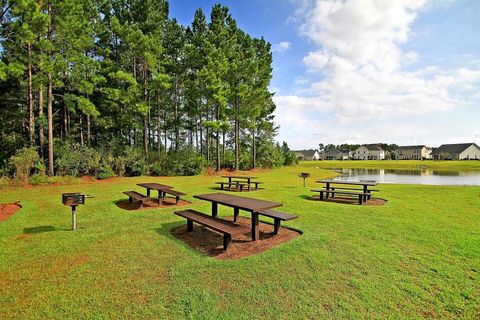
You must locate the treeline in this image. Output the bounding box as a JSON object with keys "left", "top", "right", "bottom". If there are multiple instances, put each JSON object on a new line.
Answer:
{"left": 0, "top": 0, "right": 295, "bottom": 179}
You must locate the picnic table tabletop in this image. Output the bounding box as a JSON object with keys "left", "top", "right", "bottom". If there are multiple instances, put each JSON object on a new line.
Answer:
{"left": 221, "top": 175, "right": 258, "bottom": 180}
{"left": 316, "top": 179, "right": 378, "bottom": 186}
{"left": 137, "top": 183, "right": 173, "bottom": 190}
{"left": 194, "top": 192, "right": 282, "bottom": 241}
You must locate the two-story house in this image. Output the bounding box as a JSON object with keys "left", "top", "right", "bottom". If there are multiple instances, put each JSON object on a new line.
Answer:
{"left": 395, "top": 145, "right": 432, "bottom": 160}
{"left": 353, "top": 144, "right": 385, "bottom": 160}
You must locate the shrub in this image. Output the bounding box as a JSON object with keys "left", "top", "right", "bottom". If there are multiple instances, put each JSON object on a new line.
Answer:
{"left": 9, "top": 147, "right": 41, "bottom": 182}
{"left": 28, "top": 174, "right": 78, "bottom": 185}
{"left": 0, "top": 176, "right": 10, "bottom": 189}
{"left": 123, "top": 148, "right": 146, "bottom": 176}
{"left": 183, "top": 156, "right": 204, "bottom": 176}
{"left": 96, "top": 165, "right": 115, "bottom": 180}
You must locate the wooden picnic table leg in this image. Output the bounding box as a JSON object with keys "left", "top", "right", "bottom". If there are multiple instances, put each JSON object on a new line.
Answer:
{"left": 212, "top": 202, "right": 218, "bottom": 217}
{"left": 233, "top": 207, "right": 239, "bottom": 222}
{"left": 251, "top": 211, "right": 260, "bottom": 241}
{"left": 158, "top": 190, "right": 162, "bottom": 205}
{"left": 326, "top": 183, "right": 330, "bottom": 198}
{"left": 273, "top": 218, "right": 281, "bottom": 235}
{"left": 363, "top": 185, "right": 368, "bottom": 202}
{"left": 147, "top": 188, "right": 151, "bottom": 197}
{"left": 187, "top": 220, "right": 193, "bottom": 232}
{"left": 247, "top": 178, "right": 251, "bottom": 191}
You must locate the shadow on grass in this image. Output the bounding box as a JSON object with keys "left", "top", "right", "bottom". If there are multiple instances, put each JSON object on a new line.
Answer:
{"left": 299, "top": 194, "right": 313, "bottom": 200}
{"left": 153, "top": 221, "right": 206, "bottom": 258}
{"left": 23, "top": 225, "right": 57, "bottom": 234}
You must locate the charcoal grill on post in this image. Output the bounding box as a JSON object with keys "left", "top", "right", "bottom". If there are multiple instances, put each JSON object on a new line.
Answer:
{"left": 298, "top": 173, "right": 310, "bottom": 187}
{"left": 62, "top": 193, "right": 87, "bottom": 230}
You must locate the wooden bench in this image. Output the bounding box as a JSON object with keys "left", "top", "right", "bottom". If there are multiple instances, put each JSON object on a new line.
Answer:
{"left": 162, "top": 189, "right": 187, "bottom": 204}
{"left": 215, "top": 181, "right": 247, "bottom": 191}
{"left": 251, "top": 181, "right": 264, "bottom": 190}
{"left": 174, "top": 209, "right": 250, "bottom": 250}
{"left": 258, "top": 209, "right": 297, "bottom": 234}
{"left": 123, "top": 191, "right": 149, "bottom": 207}
{"left": 322, "top": 186, "right": 378, "bottom": 199}
{"left": 311, "top": 189, "right": 370, "bottom": 205}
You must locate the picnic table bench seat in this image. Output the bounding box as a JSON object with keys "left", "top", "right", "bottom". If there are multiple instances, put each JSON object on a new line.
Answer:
{"left": 123, "top": 191, "right": 149, "bottom": 207}
{"left": 162, "top": 189, "right": 186, "bottom": 203}
{"left": 321, "top": 186, "right": 378, "bottom": 199}
{"left": 258, "top": 209, "right": 297, "bottom": 234}
{"left": 311, "top": 189, "right": 370, "bottom": 205}
{"left": 215, "top": 181, "right": 247, "bottom": 191}
{"left": 175, "top": 209, "right": 250, "bottom": 250}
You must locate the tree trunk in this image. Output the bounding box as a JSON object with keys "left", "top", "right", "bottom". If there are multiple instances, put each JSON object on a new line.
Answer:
{"left": 38, "top": 87, "right": 45, "bottom": 157}
{"left": 252, "top": 125, "right": 256, "bottom": 169}
{"left": 47, "top": 1, "right": 54, "bottom": 176}
{"left": 157, "top": 95, "right": 162, "bottom": 155}
{"left": 174, "top": 76, "right": 179, "bottom": 153}
{"left": 143, "top": 61, "right": 149, "bottom": 159}
{"left": 47, "top": 74, "right": 54, "bottom": 176}
{"left": 86, "top": 115, "right": 91, "bottom": 146}
{"left": 79, "top": 115, "right": 84, "bottom": 146}
{"left": 27, "top": 44, "right": 35, "bottom": 146}
{"left": 216, "top": 104, "right": 220, "bottom": 172}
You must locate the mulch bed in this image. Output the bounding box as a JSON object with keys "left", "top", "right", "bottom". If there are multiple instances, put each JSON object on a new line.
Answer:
{"left": 309, "top": 196, "right": 387, "bottom": 206}
{"left": 171, "top": 216, "right": 301, "bottom": 260}
{"left": 0, "top": 202, "right": 22, "bottom": 224}
{"left": 116, "top": 197, "right": 191, "bottom": 211}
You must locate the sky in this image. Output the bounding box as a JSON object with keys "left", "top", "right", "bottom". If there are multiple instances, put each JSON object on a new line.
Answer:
{"left": 169, "top": 0, "right": 480, "bottom": 149}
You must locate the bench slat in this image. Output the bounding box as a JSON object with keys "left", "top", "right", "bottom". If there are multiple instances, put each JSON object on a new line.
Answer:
{"left": 123, "top": 191, "right": 148, "bottom": 200}
{"left": 311, "top": 189, "right": 369, "bottom": 196}
{"left": 259, "top": 209, "right": 297, "bottom": 221}
{"left": 175, "top": 209, "right": 249, "bottom": 236}
{"left": 163, "top": 189, "right": 187, "bottom": 196}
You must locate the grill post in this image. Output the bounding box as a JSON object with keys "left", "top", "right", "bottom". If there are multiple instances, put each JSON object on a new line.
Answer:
{"left": 72, "top": 205, "right": 77, "bottom": 230}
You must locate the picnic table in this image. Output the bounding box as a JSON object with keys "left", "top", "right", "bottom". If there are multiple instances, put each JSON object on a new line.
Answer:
{"left": 193, "top": 193, "right": 282, "bottom": 241}
{"left": 137, "top": 183, "right": 173, "bottom": 204}
{"left": 219, "top": 175, "right": 263, "bottom": 191}
{"left": 316, "top": 179, "right": 378, "bottom": 201}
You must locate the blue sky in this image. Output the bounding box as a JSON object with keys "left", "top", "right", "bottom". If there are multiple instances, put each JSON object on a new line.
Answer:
{"left": 170, "top": 0, "right": 480, "bottom": 149}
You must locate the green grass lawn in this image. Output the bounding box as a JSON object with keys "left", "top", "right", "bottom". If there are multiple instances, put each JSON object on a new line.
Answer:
{"left": 302, "top": 159, "right": 480, "bottom": 171}
{"left": 0, "top": 163, "right": 479, "bottom": 319}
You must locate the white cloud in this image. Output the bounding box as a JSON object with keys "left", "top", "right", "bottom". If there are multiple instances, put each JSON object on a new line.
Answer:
{"left": 275, "top": 0, "right": 480, "bottom": 148}
{"left": 272, "top": 41, "right": 292, "bottom": 52}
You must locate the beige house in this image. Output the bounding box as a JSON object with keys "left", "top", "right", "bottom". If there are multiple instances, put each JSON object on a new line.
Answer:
{"left": 353, "top": 144, "right": 385, "bottom": 160}
{"left": 295, "top": 149, "right": 321, "bottom": 161}
{"left": 319, "top": 149, "right": 351, "bottom": 160}
{"left": 432, "top": 143, "right": 480, "bottom": 160}
{"left": 395, "top": 145, "right": 432, "bottom": 160}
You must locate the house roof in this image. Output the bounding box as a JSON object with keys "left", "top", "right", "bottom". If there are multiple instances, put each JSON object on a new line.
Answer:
{"left": 325, "top": 149, "right": 348, "bottom": 156}
{"left": 396, "top": 145, "right": 427, "bottom": 150}
{"left": 357, "top": 144, "right": 384, "bottom": 151}
{"left": 432, "top": 143, "right": 479, "bottom": 155}
{"left": 294, "top": 149, "right": 319, "bottom": 157}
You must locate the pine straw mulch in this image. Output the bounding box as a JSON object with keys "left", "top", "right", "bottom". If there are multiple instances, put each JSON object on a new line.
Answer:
{"left": 171, "top": 216, "right": 301, "bottom": 260}
{"left": 0, "top": 202, "right": 22, "bottom": 224}
{"left": 116, "top": 197, "right": 191, "bottom": 211}
{"left": 309, "top": 196, "right": 387, "bottom": 206}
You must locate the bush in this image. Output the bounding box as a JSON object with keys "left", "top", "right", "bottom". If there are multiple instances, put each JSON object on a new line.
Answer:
{"left": 96, "top": 165, "right": 115, "bottom": 180}
{"left": 123, "top": 148, "right": 146, "bottom": 176}
{"left": 0, "top": 176, "right": 10, "bottom": 189}
{"left": 9, "top": 147, "right": 41, "bottom": 182}
{"left": 28, "top": 174, "right": 78, "bottom": 185}
{"left": 183, "top": 156, "right": 204, "bottom": 176}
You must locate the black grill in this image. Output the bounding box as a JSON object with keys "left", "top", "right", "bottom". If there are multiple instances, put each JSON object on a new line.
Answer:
{"left": 62, "top": 193, "right": 86, "bottom": 206}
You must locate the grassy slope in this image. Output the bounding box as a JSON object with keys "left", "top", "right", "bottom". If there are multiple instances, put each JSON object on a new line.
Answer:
{"left": 0, "top": 164, "right": 479, "bottom": 319}
{"left": 301, "top": 159, "right": 480, "bottom": 171}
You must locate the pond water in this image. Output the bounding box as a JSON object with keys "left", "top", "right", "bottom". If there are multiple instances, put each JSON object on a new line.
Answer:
{"left": 329, "top": 168, "right": 480, "bottom": 185}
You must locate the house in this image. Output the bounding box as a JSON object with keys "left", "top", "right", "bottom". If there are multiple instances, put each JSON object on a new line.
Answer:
{"left": 294, "top": 149, "right": 321, "bottom": 161}
{"left": 395, "top": 145, "right": 432, "bottom": 160}
{"left": 431, "top": 143, "right": 480, "bottom": 160}
{"left": 353, "top": 144, "right": 385, "bottom": 160}
{"left": 320, "top": 148, "right": 351, "bottom": 160}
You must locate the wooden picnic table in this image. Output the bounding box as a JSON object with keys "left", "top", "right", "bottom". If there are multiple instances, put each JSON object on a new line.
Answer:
{"left": 193, "top": 193, "right": 282, "bottom": 241}
{"left": 137, "top": 183, "right": 173, "bottom": 204}
{"left": 316, "top": 179, "right": 378, "bottom": 201}
{"left": 221, "top": 175, "right": 257, "bottom": 184}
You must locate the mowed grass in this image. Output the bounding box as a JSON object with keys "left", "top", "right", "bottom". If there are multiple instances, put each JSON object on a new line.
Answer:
{"left": 0, "top": 163, "right": 479, "bottom": 319}
{"left": 303, "top": 159, "right": 480, "bottom": 171}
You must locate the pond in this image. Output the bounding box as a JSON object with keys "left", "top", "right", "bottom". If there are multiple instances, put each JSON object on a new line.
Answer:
{"left": 329, "top": 168, "right": 480, "bottom": 185}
